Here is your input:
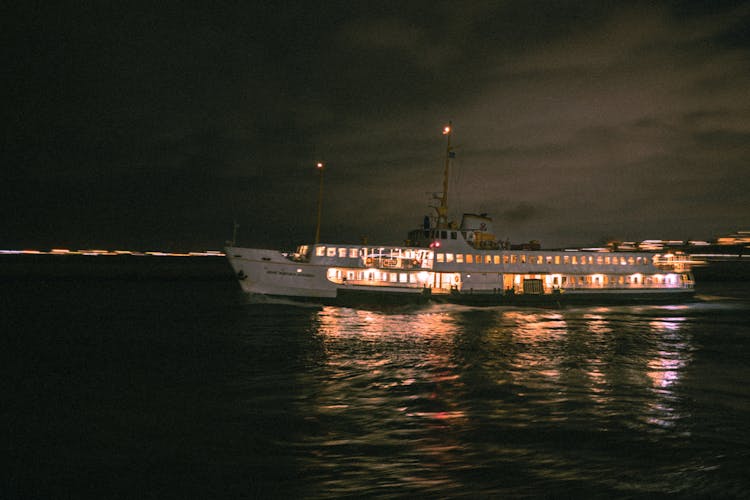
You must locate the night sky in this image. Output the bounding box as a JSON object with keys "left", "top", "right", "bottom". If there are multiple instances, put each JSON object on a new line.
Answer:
{"left": 5, "top": 1, "right": 749, "bottom": 250}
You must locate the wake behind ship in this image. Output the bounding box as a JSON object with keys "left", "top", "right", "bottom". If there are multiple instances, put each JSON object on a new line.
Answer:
{"left": 226, "top": 125, "right": 695, "bottom": 306}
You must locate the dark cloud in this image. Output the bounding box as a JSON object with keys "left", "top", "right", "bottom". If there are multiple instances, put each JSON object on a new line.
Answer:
{"left": 500, "top": 202, "right": 544, "bottom": 224}
{"left": 3, "top": 1, "right": 749, "bottom": 249}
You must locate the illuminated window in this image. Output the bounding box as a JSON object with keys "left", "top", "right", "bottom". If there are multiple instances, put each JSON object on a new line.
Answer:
{"left": 494, "top": 255, "right": 501, "bottom": 264}
{"left": 628, "top": 257, "right": 635, "bottom": 265}
{"left": 475, "top": 254, "right": 481, "bottom": 264}
{"left": 546, "top": 256, "right": 552, "bottom": 264}
{"left": 390, "top": 273, "right": 398, "bottom": 282}
{"left": 466, "top": 254, "right": 474, "bottom": 263}
{"left": 456, "top": 254, "right": 464, "bottom": 263}
{"left": 327, "top": 247, "right": 336, "bottom": 257}
{"left": 572, "top": 256, "right": 577, "bottom": 264}
{"left": 399, "top": 273, "right": 407, "bottom": 283}
{"left": 446, "top": 253, "right": 454, "bottom": 263}
{"left": 520, "top": 254, "right": 526, "bottom": 264}
{"left": 563, "top": 255, "right": 570, "bottom": 264}
{"left": 537, "top": 255, "right": 543, "bottom": 264}
{"left": 620, "top": 257, "right": 627, "bottom": 265}
{"left": 554, "top": 255, "right": 560, "bottom": 264}
{"left": 596, "top": 256, "right": 603, "bottom": 265}
{"left": 349, "top": 248, "right": 359, "bottom": 258}
{"left": 316, "top": 246, "right": 326, "bottom": 257}
{"left": 409, "top": 274, "right": 417, "bottom": 283}
{"left": 510, "top": 255, "right": 517, "bottom": 264}
{"left": 636, "top": 256, "right": 642, "bottom": 265}
{"left": 485, "top": 255, "right": 492, "bottom": 264}
{"left": 503, "top": 255, "right": 509, "bottom": 264}
{"left": 605, "top": 256, "right": 611, "bottom": 264}
{"left": 436, "top": 253, "right": 444, "bottom": 263}
{"left": 338, "top": 248, "right": 347, "bottom": 258}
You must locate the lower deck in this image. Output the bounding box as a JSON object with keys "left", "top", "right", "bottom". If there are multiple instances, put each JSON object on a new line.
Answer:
{"left": 325, "top": 267, "right": 694, "bottom": 296}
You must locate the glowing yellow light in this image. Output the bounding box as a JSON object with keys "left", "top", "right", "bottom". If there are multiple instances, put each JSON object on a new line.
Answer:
{"left": 443, "top": 125, "right": 451, "bottom": 135}
{"left": 316, "top": 162, "right": 324, "bottom": 169}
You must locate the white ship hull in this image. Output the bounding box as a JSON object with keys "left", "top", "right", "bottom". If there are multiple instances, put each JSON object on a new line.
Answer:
{"left": 225, "top": 244, "right": 695, "bottom": 307}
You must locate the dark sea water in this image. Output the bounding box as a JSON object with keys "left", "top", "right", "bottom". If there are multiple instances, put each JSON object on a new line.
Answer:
{"left": 3, "top": 258, "right": 750, "bottom": 499}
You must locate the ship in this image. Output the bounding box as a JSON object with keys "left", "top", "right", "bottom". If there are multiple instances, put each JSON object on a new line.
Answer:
{"left": 225, "top": 125, "right": 695, "bottom": 306}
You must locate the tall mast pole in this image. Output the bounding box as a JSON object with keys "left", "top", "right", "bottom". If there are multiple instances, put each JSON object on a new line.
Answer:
{"left": 438, "top": 122, "right": 452, "bottom": 228}
{"left": 314, "top": 162, "right": 324, "bottom": 244}
{"left": 231, "top": 219, "right": 239, "bottom": 246}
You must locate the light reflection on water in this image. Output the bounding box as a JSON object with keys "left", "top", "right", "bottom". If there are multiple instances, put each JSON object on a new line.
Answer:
{"left": 291, "top": 303, "right": 713, "bottom": 497}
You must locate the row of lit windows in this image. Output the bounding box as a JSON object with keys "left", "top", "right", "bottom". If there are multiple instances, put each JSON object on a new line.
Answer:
{"left": 328, "top": 268, "right": 420, "bottom": 284}
{"left": 317, "top": 246, "right": 361, "bottom": 258}
{"left": 315, "top": 246, "right": 432, "bottom": 261}
{"left": 551, "top": 274, "right": 673, "bottom": 285}
{"left": 314, "top": 245, "right": 652, "bottom": 268}
{"left": 435, "top": 253, "right": 651, "bottom": 266}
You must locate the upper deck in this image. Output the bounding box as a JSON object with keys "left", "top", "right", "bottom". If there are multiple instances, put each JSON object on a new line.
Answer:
{"left": 297, "top": 242, "right": 688, "bottom": 275}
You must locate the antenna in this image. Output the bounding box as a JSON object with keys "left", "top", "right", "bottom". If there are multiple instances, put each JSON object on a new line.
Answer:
{"left": 314, "top": 162, "right": 325, "bottom": 244}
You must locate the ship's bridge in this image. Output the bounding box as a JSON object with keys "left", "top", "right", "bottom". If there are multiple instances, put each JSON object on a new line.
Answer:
{"left": 407, "top": 213, "right": 500, "bottom": 250}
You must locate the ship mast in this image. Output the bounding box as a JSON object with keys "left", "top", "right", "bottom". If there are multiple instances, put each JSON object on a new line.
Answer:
{"left": 436, "top": 122, "right": 453, "bottom": 228}
{"left": 314, "top": 162, "right": 324, "bottom": 244}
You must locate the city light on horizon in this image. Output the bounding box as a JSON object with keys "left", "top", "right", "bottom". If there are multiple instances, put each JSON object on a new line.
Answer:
{"left": 0, "top": 248, "right": 226, "bottom": 257}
